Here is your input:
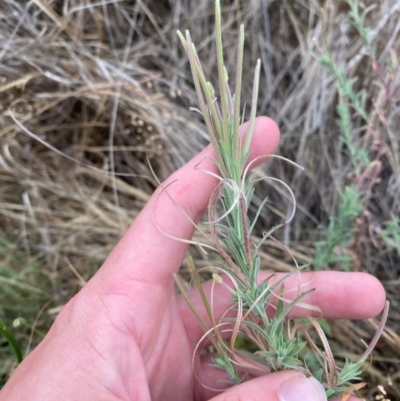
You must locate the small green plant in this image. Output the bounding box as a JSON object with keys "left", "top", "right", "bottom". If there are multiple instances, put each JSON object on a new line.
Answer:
{"left": 313, "top": 0, "right": 399, "bottom": 271}
{"left": 382, "top": 220, "right": 400, "bottom": 256}
{"left": 174, "top": 1, "right": 389, "bottom": 399}
{"left": 313, "top": 186, "right": 363, "bottom": 271}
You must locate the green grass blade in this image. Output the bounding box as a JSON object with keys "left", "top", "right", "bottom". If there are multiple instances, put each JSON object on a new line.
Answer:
{"left": 0, "top": 317, "right": 23, "bottom": 364}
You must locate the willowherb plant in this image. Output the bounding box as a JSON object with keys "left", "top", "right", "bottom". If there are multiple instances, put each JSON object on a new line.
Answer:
{"left": 313, "top": 186, "right": 363, "bottom": 271}
{"left": 174, "top": 1, "right": 389, "bottom": 399}
{"left": 314, "top": 0, "right": 400, "bottom": 271}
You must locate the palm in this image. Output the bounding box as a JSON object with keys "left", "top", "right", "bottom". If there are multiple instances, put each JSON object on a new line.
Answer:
{"left": 125, "top": 281, "right": 195, "bottom": 401}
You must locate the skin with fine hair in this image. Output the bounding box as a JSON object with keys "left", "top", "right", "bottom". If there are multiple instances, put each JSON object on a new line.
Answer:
{"left": 0, "top": 117, "right": 385, "bottom": 401}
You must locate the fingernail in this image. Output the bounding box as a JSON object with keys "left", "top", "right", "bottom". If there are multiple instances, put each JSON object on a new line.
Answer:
{"left": 279, "top": 376, "right": 327, "bottom": 401}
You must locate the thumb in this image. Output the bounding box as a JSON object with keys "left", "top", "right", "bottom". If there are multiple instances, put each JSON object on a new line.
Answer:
{"left": 208, "top": 371, "right": 328, "bottom": 401}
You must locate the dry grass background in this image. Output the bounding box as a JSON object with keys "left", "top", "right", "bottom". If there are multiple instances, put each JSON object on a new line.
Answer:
{"left": 0, "top": 0, "right": 399, "bottom": 398}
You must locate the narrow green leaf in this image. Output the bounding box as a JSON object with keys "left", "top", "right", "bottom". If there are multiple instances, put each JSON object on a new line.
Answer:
{"left": 242, "top": 59, "right": 261, "bottom": 166}
{"left": 173, "top": 273, "right": 220, "bottom": 351}
{"left": 233, "top": 24, "right": 244, "bottom": 164}
{"left": 0, "top": 317, "right": 23, "bottom": 364}
{"left": 215, "top": 0, "right": 229, "bottom": 142}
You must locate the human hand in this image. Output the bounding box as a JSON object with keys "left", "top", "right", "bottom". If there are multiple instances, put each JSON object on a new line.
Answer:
{"left": 0, "top": 117, "right": 386, "bottom": 401}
